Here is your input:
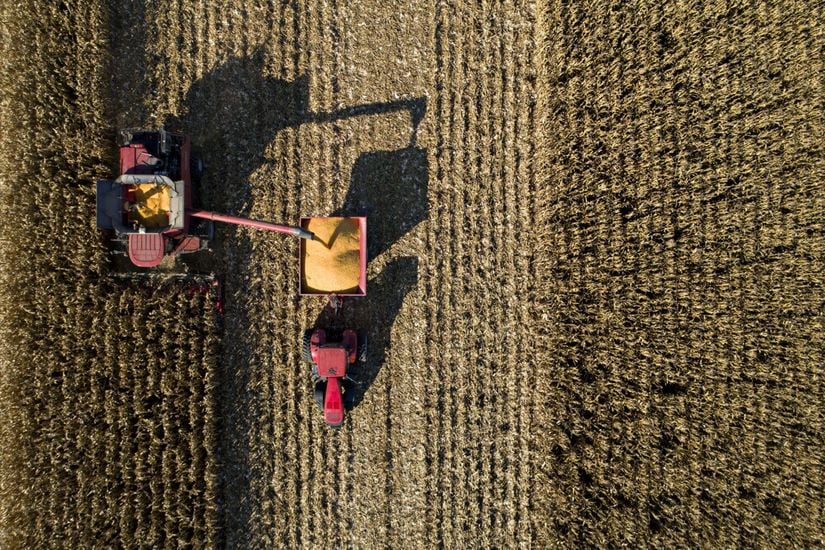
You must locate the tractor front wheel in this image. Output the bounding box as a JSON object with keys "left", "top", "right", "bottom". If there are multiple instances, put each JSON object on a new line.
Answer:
{"left": 313, "top": 381, "right": 325, "bottom": 410}
{"left": 343, "top": 383, "right": 358, "bottom": 409}
{"left": 301, "top": 330, "right": 313, "bottom": 363}
{"left": 358, "top": 334, "right": 368, "bottom": 364}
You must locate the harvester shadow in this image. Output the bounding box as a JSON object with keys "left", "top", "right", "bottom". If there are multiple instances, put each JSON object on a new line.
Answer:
{"left": 170, "top": 48, "right": 426, "bottom": 221}
{"left": 168, "top": 50, "right": 310, "bottom": 217}
{"left": 312, "top": 257, "right": 419, "bottom": 410}
{"left": 164, "top": 49, "right": 428, "bottom": 541}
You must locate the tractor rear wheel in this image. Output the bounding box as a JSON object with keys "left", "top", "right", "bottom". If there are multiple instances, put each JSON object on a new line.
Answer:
{"left": 301, "top": 330, "right": 313, "bottom": 363}
{"left": 358, "top": 334, "right": 368, "bottom": 364}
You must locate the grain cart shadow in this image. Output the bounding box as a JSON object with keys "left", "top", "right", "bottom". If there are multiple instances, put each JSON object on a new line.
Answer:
{"left": 312, "top": 257, "right": 419, "bottom": 410}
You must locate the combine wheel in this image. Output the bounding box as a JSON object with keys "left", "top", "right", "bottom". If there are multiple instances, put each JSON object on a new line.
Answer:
{"left": 301, "top": 330, "right": 313, "bottom": 363}
{"left": 190, "top": 153, "right": 205, "bottom": 184}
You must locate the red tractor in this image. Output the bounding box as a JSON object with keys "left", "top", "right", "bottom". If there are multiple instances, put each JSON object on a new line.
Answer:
{"left": 96, "top": 128, "right": 312, "bottom": 268}
{"left": 302, "top": 329, "right": 365, "bottom": 428}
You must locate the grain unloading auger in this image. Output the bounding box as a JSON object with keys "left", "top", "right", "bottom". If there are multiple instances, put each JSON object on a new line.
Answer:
{"left": 96, "top": 129, "right": 312, "bottom": 268}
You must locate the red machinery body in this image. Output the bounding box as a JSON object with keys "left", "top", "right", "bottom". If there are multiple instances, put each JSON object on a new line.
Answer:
{"left": 305, "top": 329, "right": 358, "bottom": 427}
{"left": 300, "top": 217, "right": 368, "bottom": 428}
{"left": 97, "top": 129, "right": 311, "bottom": 268}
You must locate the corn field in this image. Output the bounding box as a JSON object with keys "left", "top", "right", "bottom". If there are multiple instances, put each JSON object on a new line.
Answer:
{"left": 1, "top": 0, "right": 823, "bottom": 547}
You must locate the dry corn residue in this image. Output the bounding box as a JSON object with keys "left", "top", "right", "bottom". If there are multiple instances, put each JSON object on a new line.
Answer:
{"left": 134, "top": 183, "right": 170, "bottom": 228}
{"left": 302, "top": 217, "right": 361, "bottom": 293}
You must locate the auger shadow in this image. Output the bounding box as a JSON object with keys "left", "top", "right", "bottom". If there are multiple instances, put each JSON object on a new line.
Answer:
{"left": 169, "top": 48, "right": 426, "bottom": 218}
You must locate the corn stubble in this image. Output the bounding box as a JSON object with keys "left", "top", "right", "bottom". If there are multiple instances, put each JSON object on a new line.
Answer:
{"left": 1, "top": 0, "right": 824, "bottom": 548}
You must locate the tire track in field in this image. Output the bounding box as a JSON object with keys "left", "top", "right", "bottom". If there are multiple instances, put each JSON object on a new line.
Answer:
{"left": 434, "top": 0, "right": 459, "bottom": 543}
{"left": 457, "top": 0, "right": 482, "bottom": 542}
{"left": 292, "top": 14, "right": 320, "bottom": 539}
{"left": 467, "top": 1, "right": 490, "bottom": 543}
{"left": 496, "top": 1, "right": 519, "bottom": 539}
{"left": 462, "top": 5, "right": 479, "bottom": 537}
{"left": 509, "top": 2, "right": 539, "bottom": 544}
{"left": 266, "top": 2, "right": 302, "bottom": 546}
{"left": 290, "top": 8, "right": 310, "bottom": 545}
{"left": 477, "top": 0, "right": 502, "bottom": 542}
{"left": 423, "top": 1, "right": 448, "bottom": 543}
{"left": 445, "top": 2, "right": 469, "bottom": 546}
{"left": 267, "top": 2, "right": 303, "bottom": 547}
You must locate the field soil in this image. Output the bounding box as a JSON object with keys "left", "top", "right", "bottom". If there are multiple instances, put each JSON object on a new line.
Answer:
{"left": 1, "top": 0, "right": 823, "bottom": 547}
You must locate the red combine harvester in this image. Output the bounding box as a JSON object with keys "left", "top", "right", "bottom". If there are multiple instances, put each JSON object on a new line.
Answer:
{"left": 96, "top": 128, "right": 312, "bottom": 268}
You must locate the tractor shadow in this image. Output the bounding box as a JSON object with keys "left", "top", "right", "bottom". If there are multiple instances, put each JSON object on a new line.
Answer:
{"left": 316, "top": 145, "right": 428, "bottom": 412}
{"left": 311, "top": 256, "right": 419, "bottom": 411}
